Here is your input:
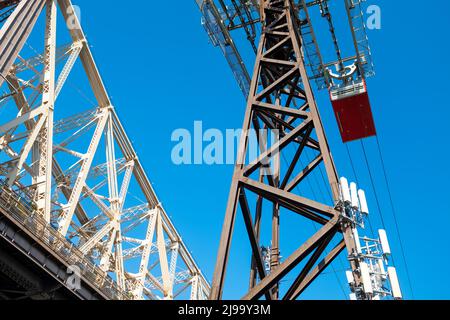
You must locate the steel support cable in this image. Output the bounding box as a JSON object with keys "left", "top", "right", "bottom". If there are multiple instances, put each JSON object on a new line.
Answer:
{"left": 319, "top": 0, "right": 344, "bottom": 70}
{"left": 360, "top": 140, "right": 418, "bottom": 297}
{"left": 303, "top": 148, "right": 332, "bottom": 204}
{"left": 359, "top": 140, "right": 388, "bottom": 230}
{"left": 302, "top": 148, "right": 355, "bottom": 287}
{"left": 344, "top": 143, "right": 376, "bottom": 238}
{"left": 374, "top": 136, "right": 415, "bottom": 299}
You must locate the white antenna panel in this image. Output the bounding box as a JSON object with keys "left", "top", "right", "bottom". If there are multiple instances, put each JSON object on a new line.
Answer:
{"left": 379, "top": 229, "right": 391, "bottom": 256}
{"left": 360, "top": 262, "right": 373, "bottom": 294}
{"left": 358, "top": 189, "right": 369, "bottom": 215}
{"left": 346, "top": 270, "right": 354, "bottom": 284}
{"left": 377, "top": 258, "right": 386, "bottom": 275}
{"left": 350, "top": 182, "right": 359, "bottom": 209}
{"left": 388, "top": 267, "right": 403, "bottom": 299}
{"left": 340, "top": 177, "right": 351, "bottom": 204}
{"left": 353, "top": 227, "right": 362, "bottom": 254}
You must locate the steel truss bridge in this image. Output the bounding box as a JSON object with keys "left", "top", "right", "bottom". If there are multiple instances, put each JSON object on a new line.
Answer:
{"left": 0, "top": 0, "right": 403, "bottom": 301}
{"left": 0, "top": 0, "right": 209, "bottom": 300}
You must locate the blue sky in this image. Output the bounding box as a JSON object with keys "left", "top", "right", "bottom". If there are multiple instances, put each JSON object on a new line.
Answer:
{"left": 69, "top": 0, "right": 450, "bottom": 299}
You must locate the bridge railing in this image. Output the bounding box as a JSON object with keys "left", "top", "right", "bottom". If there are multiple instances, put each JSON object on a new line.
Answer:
{"left": 0, "top": 180, "right": 130, "bottom": 300}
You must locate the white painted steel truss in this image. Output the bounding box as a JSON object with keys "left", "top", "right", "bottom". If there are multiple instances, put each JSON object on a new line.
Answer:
{"left": 0, "top": 0, "right": 209, "bottom": 300}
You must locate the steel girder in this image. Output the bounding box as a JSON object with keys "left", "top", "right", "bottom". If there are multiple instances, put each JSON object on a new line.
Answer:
{"left": 210, "top": 0, "right": 362, "bottom": 300}
{"left": 0, "top": 0, "right": 44, "bottom": 87}
{"left": 0, "top": 1, "right": 20, "bottom": 23}
{"left": 0, "top": 0, "right": 20, "bottom": 11}
{"left": 0, "top": 0, "right": 209, "bottom": 300}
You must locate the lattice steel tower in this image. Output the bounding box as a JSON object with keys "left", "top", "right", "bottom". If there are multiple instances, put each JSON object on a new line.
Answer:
{"left": 208, "top": 0, "right": 401, "bottom": 300}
